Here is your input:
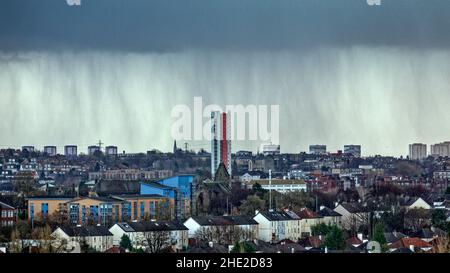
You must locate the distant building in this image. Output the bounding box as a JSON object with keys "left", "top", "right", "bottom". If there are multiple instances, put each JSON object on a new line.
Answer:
{"left": 105, "top": 146, "right": 118, "bottom": 156}
{"left": 26, "top": 195, "right": 170, "bottom": 226}
{"left": 409, "top": 143, "right": 427, "bottom": 160}
{"left": 261, "top": 142, "right": 280, "bottom": 156}
{"left": 140, "top": 175, "right": 194, "bottom": 219}
{"left": 344, "top": 145, "right": 361, "bottom": 157}
{"left": 88, "top": 169, "right": 173, "bottom": 181}
{"left": 309, "top": 145, "right": 326, "bottom": 155}
{"left": 0, "top": 201, "right": 17, "bottom": 227}
{"left": 22, "top": 146, "right": 35, "bottom": 153}
{"left": 44, "top": 146, "right": 57, "bottom": 156}
{"left": 88, "top": 145, "right": 100, "bottom": 156}
{"left": 64, "top": 145, "right": 78, "bottom": 157}
{"left": 249, "top": 179, "right": 306, "bottom": 193}
{"left": 211, "top": 111, "right": 231, "bottom": 177}
{"left": 430, "top": 141, "right": 450, "bottom": 157}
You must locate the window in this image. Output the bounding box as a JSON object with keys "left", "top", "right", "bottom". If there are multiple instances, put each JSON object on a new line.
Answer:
{"left": 133, "top": 202, "right": 138, "bottom": 220}
{"left": 149, "top": 201, "right": 155, "bottom": 218}
{"left": 82, "top": 206, "right": 86, "bottom": 225}
{"left": 140, "top": 202, "right": 145, "bottom": 219}
{"left": 70, "top": 204, "right": 80, "bottom": 225}
{"left": 30, "top": 203, "right": 35, "bottom": 220}
{"left": 41, "top": 203, "right": 49, "bottom": 217}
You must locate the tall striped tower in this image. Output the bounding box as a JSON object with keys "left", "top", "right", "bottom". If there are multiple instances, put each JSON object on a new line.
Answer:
{"left": 211, "top": 111, "right": 232, "bottom": 178}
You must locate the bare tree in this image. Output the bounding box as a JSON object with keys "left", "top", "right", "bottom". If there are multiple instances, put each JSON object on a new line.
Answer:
{"left": 136, "top": 231, "right": 172, "bottom": 253}
{"left": 432, "top": 236, "right": 450, "bottom": 253}
{"left": 194, "top": 226, "right": 254, "bottom": 245}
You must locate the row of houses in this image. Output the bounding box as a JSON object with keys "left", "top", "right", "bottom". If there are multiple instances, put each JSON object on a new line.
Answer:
{"left": 7, "top": 196, "right": 448, "bottom": 253}
{"left": 46, "top": 207, "right": 342, "bottom": 253}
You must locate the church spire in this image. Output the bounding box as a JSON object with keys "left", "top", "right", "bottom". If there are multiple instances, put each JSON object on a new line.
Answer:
{"left": 173, "top": 140, "right": 177, "bottom": 154}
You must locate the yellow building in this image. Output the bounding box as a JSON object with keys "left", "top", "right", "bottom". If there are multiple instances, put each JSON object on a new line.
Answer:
{"left": 26, "top": 196, "right": 73, "bottom": 225}
{"left": 27, "top": 194, "right": 171, "bottom": 226}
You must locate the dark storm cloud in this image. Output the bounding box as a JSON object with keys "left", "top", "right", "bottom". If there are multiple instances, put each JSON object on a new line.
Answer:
{"left": 1, "top": 0, "right": 450, "bottom": 52}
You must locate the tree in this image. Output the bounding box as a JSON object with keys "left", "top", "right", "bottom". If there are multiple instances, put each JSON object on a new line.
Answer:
{"left": 445, "top": 187, "right": 450, "bottom": 195}
{"left": 194, "top": 226, "right": 254, "bottom": 245}
{"left": 137, "top": 231, "right": 172, "bottom": 253}
{"left": 431, "top": 209, "right": 449, "bottom": 232}
{"left": 404, "top": 208, "right": 431, "bottom": 232}
{"left": 9, "top": 220, "right": 31, "bottom": 253}
{"left": 230, "top": 241, "right": 256, "bottom": 253}
{"left": 432, "top": 236, "right": 450, "bottom": 253}
{"left": 268, "top": 190, "right": 314, "bottom": 211}
{"left": 380, "top": 209, "right": 405, "bottom": 232}
{"left": 252, "top": 183, "right": 267, "bottom": 198}
{"left": 33, "top": 225, "right": 51, "bottom": 251}
{"left": 372, "top": 222, "right": 387, "bottom": 252}
{"left": 120, "top": 234, "right": 132, "bottom": 251}
{"left": 324, "top": 225, "right": 345, "bottom": 250}
{"left": 239, "top": 195, "right": 265, "bottom": 216}
{"left": 311, "top": 223, "right": 331, "bottom": 236}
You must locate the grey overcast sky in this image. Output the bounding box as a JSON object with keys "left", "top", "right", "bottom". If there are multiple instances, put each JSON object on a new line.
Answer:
{"left": 1, "top": 0, "right": 450, "bottom": 156}
{"left": 1, "top": 0, "right": 450, "bottom": 51}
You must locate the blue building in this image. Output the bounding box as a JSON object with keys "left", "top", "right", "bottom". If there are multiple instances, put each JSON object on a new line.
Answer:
{"left": 140, "top": 175, "right": 194, "bottom": 219}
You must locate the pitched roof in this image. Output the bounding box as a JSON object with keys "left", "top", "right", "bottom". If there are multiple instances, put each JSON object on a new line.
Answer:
{"left": 416, "top": 227, "right": 448, "bottom": 238}
{"left": 384, "top": 232, "right": 407, "bottom": 244}
{"left": 391, "top": 247, "right": 414, "bottom": 253}
{"left": 338, "top": 203, "right": 368, "bottom": 213}
{"left": 294, "top": 208, "right": 321, "bottom": 219}
{"left": 389, "top": 238, "right": 432, "bottom": 249}
{"left": 58, "top": 226, "right": 113, "bottom": 237}
{"left": 318, "top": 207, "right": 342, "bottom": 217}
{"left": 190, "top": 216, "right": 258, "bottom": 226}
{"left": 258, "top": 211, "right": 297, "bottom": 221}
{"left": 274, "top": 243, "right": 306, "bottom": 253}
{"left": 346, "top": 237, "right": 363, "bottom": 246}
{"left": 105, "top": 246, "right": 126, "bottom": 253}
{"left": 299, "top": 236, "right": 323, "bottom": 248}
{"left": 400, "top": 196, "right": 432, "bottom": 207}
{"left": 116, "top": 221, "right": 188, "bottom": 232}
{"left": 0, "top": 201, "right": 15, "bottom": 209}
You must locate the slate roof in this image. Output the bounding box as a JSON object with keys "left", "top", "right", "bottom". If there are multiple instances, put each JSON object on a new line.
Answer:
{"left": 0, "top": 201, "right": 15, "bottom": 209}
{"left": 338, "top": 203, "right": 368, "bottom": 213}
{"left": 258, "top": 211, "right": 297, "bottom": 221}
{"left": 384, "top": 232, "right": 407, "bottom": 244}
{"left": 415, "top": 227, "right": 447, "bottom": 239}
{"left": 58, "top": 226, "right": 113, "bottom": 237}
{"left": 116, "top": 221, "right": 188, "bottom": 232}
{"left": 190, "top": 216, "right": 258, "bottom": 226}
{"left": 400, "top": 196, "right": 432, "bottom": 207}
{"left": 318, "top": 207, "right": 342, "bottom": 217}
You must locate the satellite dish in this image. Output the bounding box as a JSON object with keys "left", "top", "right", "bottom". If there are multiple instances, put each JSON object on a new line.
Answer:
{"left": 366, "top": 241, "right": 381, "bottom": 253}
